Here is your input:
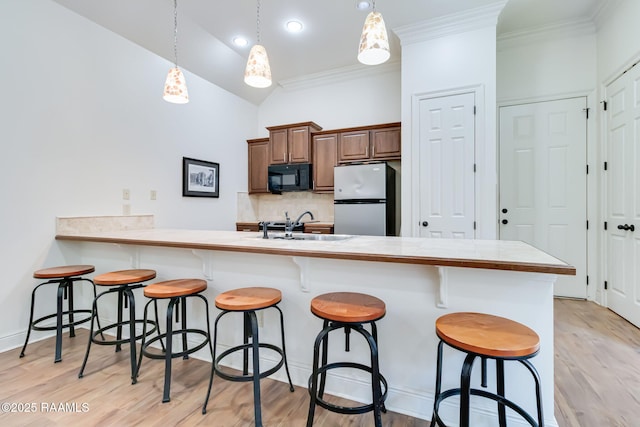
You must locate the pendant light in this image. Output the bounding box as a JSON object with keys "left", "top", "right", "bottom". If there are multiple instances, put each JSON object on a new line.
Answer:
{"left": 244, "top": 0, "right": 272, "bottom": 88}
{"left": 357, "top": 0, "right": 390, "bottom": 66}
{"left": 163, "top": 0, "right": 189, "bottom": 104}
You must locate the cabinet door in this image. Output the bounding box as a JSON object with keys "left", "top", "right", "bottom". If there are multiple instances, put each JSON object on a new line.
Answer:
{"left": 248, "top": 140, "right": 269, "bottom": 193}
{"left": 313, "top": 133, "right": 337, "bottom": 192}
{"left": 371, "top": 127, "right": 401, "bottom": 160}
{"left": 338, "top": 130, "right": 370, "bottom": 163}
{"left": 288, "top": 126, "right": 312, "bottom": 163}
{"left": 269, "top": 129, "right": 288, "bottom": 164}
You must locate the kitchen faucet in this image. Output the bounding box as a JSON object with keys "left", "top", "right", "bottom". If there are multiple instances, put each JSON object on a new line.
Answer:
{"left": 283, "top": 210, "right": 315, "bottom": 238}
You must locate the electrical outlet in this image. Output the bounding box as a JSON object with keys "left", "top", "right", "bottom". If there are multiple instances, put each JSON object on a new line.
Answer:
{"left": 150, "top": 190, "right": 157, "bottom": 200}
{"left": 122, "top": 204, "right": 131, "bottom": 215}
{"left": 122, "top": 188, "right": 130, "bottom": 200}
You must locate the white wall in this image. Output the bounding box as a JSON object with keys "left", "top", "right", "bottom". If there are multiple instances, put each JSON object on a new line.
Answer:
{"left": 0, "top": 0, "right": 257, "bottom": 348}
{"left": 597, "top": 0, "right": 640, "bottom": 84}
{"left": 497, "top": 30, "right": 597, "bottom": 102}
{"left": 401, "top": 25, "right": 499, "bottom": 239}
{"left": 258, "top": 66, "right": 401, "bottom": 136}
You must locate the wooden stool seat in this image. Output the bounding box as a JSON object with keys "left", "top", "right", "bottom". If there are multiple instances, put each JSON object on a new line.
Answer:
{"left": 144, "top": 279, "right": 207, "bottom": 299}
{"left": 94, "top": 269, "right": 157, "bottom": 286}
{"left": 33, "top": 265, "right": 95, "bottom": 279}
{"left": 215, "top": 287, "right": 282, "bottom": 311}
{"left": 435, "top": 312, "right": 540, "bottom": 358}
{"left": 311, "top": 292, "right": 386, "bottom": 323}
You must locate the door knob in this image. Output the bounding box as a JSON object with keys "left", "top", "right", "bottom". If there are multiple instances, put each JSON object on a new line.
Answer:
{"left": 421, "top": 221, "right": 429, "bottom": 227}
{"left": 617, "top": 224, "right": 636, "bottom": 231}
{"left": 501, "top": 208, "right": 508, "bottom": 214}
{"left": 501, "top": 219, "right": 508, "bottom": 225}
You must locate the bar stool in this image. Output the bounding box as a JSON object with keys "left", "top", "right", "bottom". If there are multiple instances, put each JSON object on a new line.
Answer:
{"left": 202, "top": 287, "right": 294, "bottom": 426}
{"left": 135, "top": 278, "right": 212, "bottom": 403}
{"left": 307, "top": 292, "right": 388, "bottom": 427}
{"left": 430, "top": 312, "right": 544, "bottom": 427}
{"left": 78, "top": 269, "right": 158, "bottom": 383}
{"left": 20, "top": 265, "right": 97, "bottom": 363}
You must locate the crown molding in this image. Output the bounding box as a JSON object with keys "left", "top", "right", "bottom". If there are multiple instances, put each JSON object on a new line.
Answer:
{"left": 277, "top": 60, "right": 400, "bottom": 91}
{"left": 497, "top": 18, "right": 596, "bottom": 51}
{"left": 393, "top": 0, "right": 507, "bottom": 46}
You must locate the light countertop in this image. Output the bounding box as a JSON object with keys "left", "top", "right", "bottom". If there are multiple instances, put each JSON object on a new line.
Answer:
{"left": 55, "top": 227, "right": 575, "bottom": 275}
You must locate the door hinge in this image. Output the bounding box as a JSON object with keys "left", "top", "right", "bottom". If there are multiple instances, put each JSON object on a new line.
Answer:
{"left": 586, "top": 220, "right": 589, "bottom": 230}
{"left": 604, "top": 221, "right": 608, "bottom": 230}
{"left": 473, "top": 221, "right": 477, "bottom": 230}
{"left": 586, "top": 275, "right": 589, "bottom": 285}
{"left": 586, "top": 164, "right": 589, "bottom": 174}
{"left": 473, "top": 163, "right": 477, "bottom": 173}
{"left": 583, "top": 107, "right": 590, "bottom": 119}
{"left": 473, "top": 105, "right": 477, "bottom": 115}
{"left": 604, "top": 161, "right": 608, "bottom": 171}
{"left": 604, "top": 281, "right": 608, "bottom": 290}
{"left": 602, "top": 100, "right": 608, "bottom": 111}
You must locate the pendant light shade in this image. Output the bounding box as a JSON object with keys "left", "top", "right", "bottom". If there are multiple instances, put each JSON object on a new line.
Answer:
{"left": 163, "top": 0, "right": 189, "bottom": 104}
{"left": 245, "top": 0, "right": 272, "bottom": 88}
{"left": 163, "top": 67, "right": 189, "bottom": 104}
{"left": 244, "top": 44, "right": 272, "bottom": 88}
{"left": 358, "top": 10, "right": 390, "bottom": 66}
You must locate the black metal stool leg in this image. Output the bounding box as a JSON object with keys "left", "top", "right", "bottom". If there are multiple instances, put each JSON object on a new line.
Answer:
{"left": 162, "top": 298, "right": 176, "bottom": 403}
{"left": 275, "top": 305, "right": 294, "bottom": 392}
{"left": 202, "top": 310, "right": 224, "bottom": 414}
{"left": 115, "top": 289, "right": 124, "bottom": 353}
{"left": 181, "top": 297, "right": 188, "bottom": 359}
{"left": 125, "top": 288, "right": 137, "bottom": 384}
{"left": 247, "top": 311, "right": 263, "bottom": 427}
{"left": 243, "top": 312, "right": 250, "bottom": 375}
{"left": 497, "top": 358, "right": 507, "bottom": 427}
{"left": 54, "top": 281, "right": 65, "bottom": 362}
{"left": 78, "top": 293, "right": 101, "bottom": 378}
{"left": 459, "top": 353, "right": 476, "bottom": 427}
{"left": 20, "top": 282, "right": 44, "bottom": 358}
{"left": 307, "top": 324, "right": 331, "bottom": 427}
{"left": 318, "top": 319, "right": 330, "bottom": 398}
{"left": 430, "top": 340, "right": 445, "bottom": 427}
{"left": 521, "top": 359, "right": 545, "bottom": 427}
{"left": 67, "top": 281, "right": 76, "bottom": 338}
{"left": 361, "top": 324, "right": 383, "bottom": 427}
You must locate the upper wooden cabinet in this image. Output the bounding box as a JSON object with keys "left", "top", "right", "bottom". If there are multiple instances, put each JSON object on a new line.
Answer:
{"left": 312, "top": 133, "right": 338, "bottom": 193}
{"left": 247, "top": 138, "right": 270, "bottom": 194}
{"left": 337, "top": 123, "right": 401, "bottom": 163}
{"left": 267, "top": 122, "right": 322, "bottom": 165}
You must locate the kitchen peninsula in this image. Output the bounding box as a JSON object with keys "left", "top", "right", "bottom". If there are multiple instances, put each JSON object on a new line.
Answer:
{"left": 55, "top": 215, "right": 573, "bottom": 426}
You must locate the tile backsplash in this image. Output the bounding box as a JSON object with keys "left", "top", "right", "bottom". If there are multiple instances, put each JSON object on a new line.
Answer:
{"left": 237, "top": 192, "right": 334, "bottom": 223}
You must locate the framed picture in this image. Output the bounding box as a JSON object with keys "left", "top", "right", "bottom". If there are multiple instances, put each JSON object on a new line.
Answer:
{"left": 182, "top": 157, "right": 220, "bottom": 198}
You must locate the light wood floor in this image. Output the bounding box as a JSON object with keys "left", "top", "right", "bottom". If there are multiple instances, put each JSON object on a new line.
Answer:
{"left": 1, "top": 299, "right": 638, "bottom": 426}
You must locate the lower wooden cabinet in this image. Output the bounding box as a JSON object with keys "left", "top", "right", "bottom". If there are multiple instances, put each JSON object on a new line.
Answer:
{"left": 236, "top": 222, "right": 260, "bottom": 232}
{"left": 304, "top": 223, "right": 334, "bottom": 234}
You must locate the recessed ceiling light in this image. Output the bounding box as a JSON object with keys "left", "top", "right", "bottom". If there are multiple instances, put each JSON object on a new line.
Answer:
{"left": 233, "top": 36, "right": 248, "bottom": 47}
{"left": 286, "top": 20, "right": 304, "bottom": 33}
{"left": 356, "top": 1, "right": 371, "bottom": 10}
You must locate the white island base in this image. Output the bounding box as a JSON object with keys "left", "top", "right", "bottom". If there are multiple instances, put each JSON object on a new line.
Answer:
{"left": 56, "top": 217, "right": 572, "bottom": 426}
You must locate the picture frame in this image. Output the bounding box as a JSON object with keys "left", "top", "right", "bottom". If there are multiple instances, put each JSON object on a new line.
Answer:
{"left": 182, "top": 157, "right": 219, "bottom": 198}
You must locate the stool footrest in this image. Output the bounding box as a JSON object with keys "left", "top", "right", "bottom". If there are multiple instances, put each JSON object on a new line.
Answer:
{"left": 141, "top": 329, "right": 209, "bottom": 360}
{"left": 214, "top": 343, "right": 285, "bottom": 382}
{"left": 308, "top": 361, "right": 388, "bottom": 415}
{"left": 91, "top": 319, "right": 158, "bottom": 346}
{"left": 31, "top": 309, "right": 92, "bottom": 331}
{"left": 433, "top": 387, "right": 539, "bottom": 427}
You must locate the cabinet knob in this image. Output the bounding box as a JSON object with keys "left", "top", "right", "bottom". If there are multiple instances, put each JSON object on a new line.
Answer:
{"left": 421, "top": 221, "right": 429, "bottom": 227}
{"left": 502, "top": 208, "right": 508, "bottom": 214}
{"left": 501, "top": 219, "right": 508, "bottom": 225}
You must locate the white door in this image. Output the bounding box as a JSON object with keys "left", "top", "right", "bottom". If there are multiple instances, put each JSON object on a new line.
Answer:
{"left": 499, "top": 98, "right": 587, "bottom": 298}
{"left": 418, "top": 92, "right": 476, "bottom": 238}
{"left": 606, "top": 65, "right": 640, "bottom": 327}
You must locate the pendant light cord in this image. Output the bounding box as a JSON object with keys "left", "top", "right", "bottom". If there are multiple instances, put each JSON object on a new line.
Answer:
{"left": 173, "top": 0, "right": 179, "bottom": 67}
{"left": 256, "top": 0, "right": 262, "bottom": 44}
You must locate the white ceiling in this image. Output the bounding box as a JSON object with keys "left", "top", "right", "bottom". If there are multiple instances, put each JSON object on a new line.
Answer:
{"left": 52, "top": 0, "right": 606, "bottom": 105}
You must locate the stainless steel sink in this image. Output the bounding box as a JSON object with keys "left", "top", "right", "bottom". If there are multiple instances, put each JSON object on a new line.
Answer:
{"left": 255, "top": 233, "right": 353, "bottom": 241}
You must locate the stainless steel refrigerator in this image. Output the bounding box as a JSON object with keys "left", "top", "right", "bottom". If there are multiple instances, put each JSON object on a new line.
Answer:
{"left": 334, "top": 163, "right": 396, "bottom": 236}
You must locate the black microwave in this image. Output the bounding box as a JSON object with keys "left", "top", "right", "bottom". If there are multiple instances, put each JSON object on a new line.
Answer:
{"left": 268, "top": 163, "right": 312, "bottom": 193}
